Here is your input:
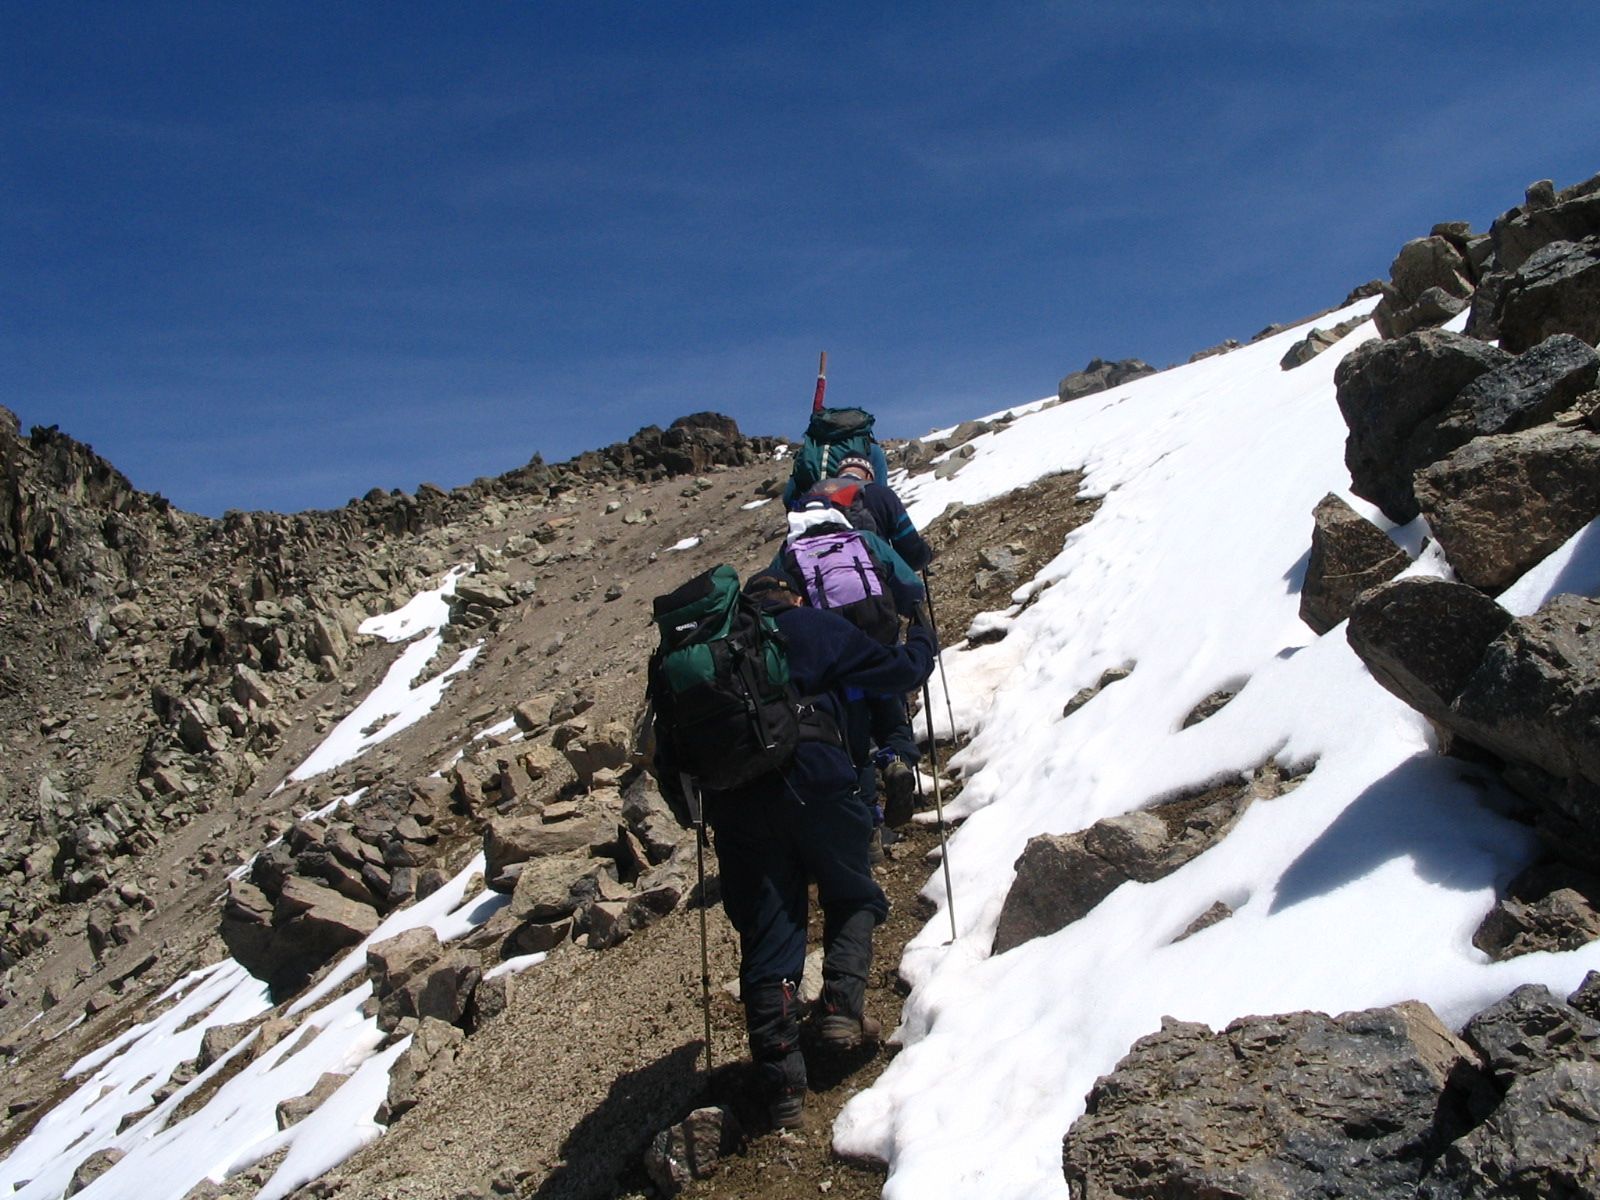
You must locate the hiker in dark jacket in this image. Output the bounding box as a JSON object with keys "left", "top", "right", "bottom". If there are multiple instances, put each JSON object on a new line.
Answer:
{"left": 782, "top": 459, "right": 935, "bottom": 825}
{"left": 832, "top": 453, "right": 933, "bottom": 573}
{"left": 660, "top": 574, "right": 936, "bottom": 1128}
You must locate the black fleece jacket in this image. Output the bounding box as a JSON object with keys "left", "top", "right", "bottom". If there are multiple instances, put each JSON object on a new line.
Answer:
{"left": 757, "top": 601, "right": 937, "bottom": 799}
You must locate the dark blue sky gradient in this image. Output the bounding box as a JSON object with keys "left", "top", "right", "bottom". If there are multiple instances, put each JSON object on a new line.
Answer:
{"left": 5, "top": 2, "right": 1598, "bottom": 514}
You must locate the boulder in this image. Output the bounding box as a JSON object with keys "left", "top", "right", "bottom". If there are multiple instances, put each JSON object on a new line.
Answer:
{"left": 1063, "top": 1003, "right": 1479, "bottom": 1200}
{"left": 1490, "top": 173, "right": 1600, "bottom": 273}
{"left": 1350, "top": 585, "right": 1600, "bottom": 868}
{"left": 992, "top": 833, "right": 1125, "bottom": 954}
{"left": 512, "top": 695, "right": 556, "bottom": 734}
{"left": 1459, "top": 983, "right": 1600, "bottom": 1088}
{"left": 367, "top": 927, "right": 444, "bottom": 997}
{"left": 276, "top": 1071, "right": 347, "bottom": 1130}
{"left": 1415, "top": 425, "right": 1600, "bottom": 592}
{"left": 993, "top": 771, "right": 1268, "bottom": 953}
{"left": 377, "top": 949, "right": 482, "bottom": 1032}
{"left": 622, "top": 773, "right": 689, "bottom": 864}
{"left": 1299, "top": 493, "right": 1410, "bottom": 635}
{"left": 1437, "top": 333, "right": 1599, "bottom": 444}
{"left": 1449, "top": 594, "right": 1600, "bottom": 786}
{"left": 1421, "top": 1060, "right": 1600, "bottom": 1199}
{"left": 552, "top": 720, "right": 633, "bottom": 784}
{"left": 1057, "top": 358, "right": 1156, "bottom": 403}
{"left": 382, "top": 1017, "right": 465, "bottom": 1122}
{"left": 1373, "top": 235, "right": 1477, "bottom": 339}
{"left": 507, "top": 854, "right": 590, "bottom": 922}
{"left": 1474, "top": 862, "right": 1600, "bottom": 960}
{"left": 484, "top": 815, "right": 607, "bottom": 890}
{"left": 1334, "top": 329, "right": 1511, "bottom": 522}
{"left": 267, "top": 876, "right": 381, "bottom": 990}
{"left": 197, "top": 1020, "right": 255, "bottom": 1070}
{"left": 644, "top": 1105, "right": 742, "bottom": 1195}
{"left": 1496, "top": 236, "right": 1600, "bottom": 354}
{"left": 66, "top": 1147, "right": 126, "bottom": 1196}
{"left": 1345, "top": 577, "right": 1513, "bottom": 723}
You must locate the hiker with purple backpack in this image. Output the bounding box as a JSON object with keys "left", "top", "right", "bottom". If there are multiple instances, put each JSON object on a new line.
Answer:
{"left": 768, "top": 472, "right": 929, "bottom": 833}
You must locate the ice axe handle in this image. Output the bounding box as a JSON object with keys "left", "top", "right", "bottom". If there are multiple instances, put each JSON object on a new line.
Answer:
{"left": 812, "top": 350, "right": 828, "bottom": 413}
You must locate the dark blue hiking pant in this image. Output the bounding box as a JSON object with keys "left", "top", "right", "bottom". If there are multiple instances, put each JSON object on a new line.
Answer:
{"left": 709, "top": 778, "right": 887, "bottom": 1093}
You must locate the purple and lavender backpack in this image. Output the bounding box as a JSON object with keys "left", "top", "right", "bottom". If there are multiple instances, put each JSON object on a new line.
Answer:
{"left": 783, "top": 529, "right": 900, "bottom": 645}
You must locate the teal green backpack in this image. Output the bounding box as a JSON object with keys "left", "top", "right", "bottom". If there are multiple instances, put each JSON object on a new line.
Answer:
{"left": 787, "top": 407, "right": 880, "bottom": 500}
{"left": 648, "top": 565, "right": 800, "bottom": 790}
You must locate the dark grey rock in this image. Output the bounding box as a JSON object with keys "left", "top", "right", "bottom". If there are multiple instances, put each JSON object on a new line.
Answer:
{"left": 1571, "top": 971, "right": 1600, "bottom": 1021}
{"left": 1300, "top": 493, "right": 1410, "bottom": 635}
{"left": 1473, "top": 862, "right": 1600, "bottom": 960}
{"left": 1461, "top": 983, "right": 1600, "bottom": 1088}
{"left": 1497, "top": 236, "right": 1600, "bottom": 354}
{"left": 1063, "top": 1003, "right": 1479, "bottom": 1200}
{"left": 1421, "top": 1060, "right": 1600, "bottom": 1198}
{"left": 1334, "top": 330, "right": 1511, "bottom": 522}
{"left": 1346, "top": 577, "right": 1513, "bottom": 721}
{"left": 1441, "top": 334, "right": 1599, "bottom": 443}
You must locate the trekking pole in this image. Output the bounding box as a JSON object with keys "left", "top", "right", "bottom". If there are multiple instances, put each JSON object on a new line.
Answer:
{"left": 682, "top": 773, "right": 715, "bottom": 1076}
{"left": 920, "top": 569, "right": 960, "bottom": 749}
{"left": 918, "top": 675, "right": 959, "bottom": 942}
{"left": 811, "top": 350, "right": 828, "bottom": 415}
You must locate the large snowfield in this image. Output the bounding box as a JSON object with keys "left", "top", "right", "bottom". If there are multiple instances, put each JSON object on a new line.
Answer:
{"left": 7, "top": 298, "right": 1600, "bottom": 1199}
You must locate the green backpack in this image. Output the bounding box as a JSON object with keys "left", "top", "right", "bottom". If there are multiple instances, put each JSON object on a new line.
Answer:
{"left": 788, "top": 407, "right": 879, "bottom": 499}
{"left": 648, "top": 565, "right": 800, "bottom": 790}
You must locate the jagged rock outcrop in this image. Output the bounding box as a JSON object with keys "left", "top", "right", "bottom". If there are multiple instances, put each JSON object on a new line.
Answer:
{"left": 1279, "top": 313, "right": 1369, "bottom": 370}
{"left": 1372, "top": 225, "right": 1487, "bottom": 339}
{"left": 1064, "top": 1003, "right": 1478, "bottom": 1200}
{"left": 1334, "top": 330, "right": 1510, "bottom": 523}
{"left": 1064, "top": 980, "right": 1600, "bottom": 1200}
{"left": 1468, "top": 175, "right": 1600, "bottom": 342}
{"left": 1348, "top": 581, "right": 1600, "bottom": 869}
{"left": 1299, "top": 493, "right": 1410, "bottom": 635}
{"left": 564, "top": 412, "right": 782, "bottom": 482}
{"left": 1493, "top": 236, "right": 1600, "bottom": 354}
{"left": 1057, "top": 358, "right": 1156, "bottom": 403}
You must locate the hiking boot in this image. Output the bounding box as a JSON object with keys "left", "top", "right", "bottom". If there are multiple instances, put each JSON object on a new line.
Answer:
{"left": 868, "top": 822, "right": 889, "bottom": 863}
{"left": 768, "top": 1086, "right": 806, "bottom": 1129}
{"left": 816, "top": 1010, "right": 883, "bottom": 1051}
{"left": 882, "top": 760, "right": 916, "bottom": 828}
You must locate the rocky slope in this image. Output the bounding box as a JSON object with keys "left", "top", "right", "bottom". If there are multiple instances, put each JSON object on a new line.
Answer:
{"left": 4, "top": 169, "right": 1600, "bottom": 1200}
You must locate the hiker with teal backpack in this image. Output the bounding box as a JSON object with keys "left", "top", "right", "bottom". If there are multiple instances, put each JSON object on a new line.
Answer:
{"left": 648, "top": 566, "right": 937, "bottom": 1129}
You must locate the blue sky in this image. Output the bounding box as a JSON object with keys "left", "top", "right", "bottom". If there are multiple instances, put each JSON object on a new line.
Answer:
{"left": 4, "top": 2, "right": 1597, "bottom": 515}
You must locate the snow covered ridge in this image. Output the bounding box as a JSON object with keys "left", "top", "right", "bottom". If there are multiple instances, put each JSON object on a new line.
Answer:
{"left": 834, "top": 298, "right": 1600, "bottom": 1197}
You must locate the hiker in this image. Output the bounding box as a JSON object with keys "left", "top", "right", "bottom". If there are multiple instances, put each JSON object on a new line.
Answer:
{"left": 826, "top": 453, "right": 933, "bottom": 574}
{"left": 653, "top": 573, "right": 937, "bottom": 1127}
{"left": 782, "top": 461, "right": 934, "bottom": 827}
{"left": 782, "top": 404, "right": 893, "bottom": 505}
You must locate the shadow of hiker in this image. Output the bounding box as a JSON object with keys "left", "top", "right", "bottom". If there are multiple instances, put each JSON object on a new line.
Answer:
{"left": 1269, "top": 754, "right": 1539, "bottom": 915}
{"left": 529, "top": 1041, "right": 706, "bottom": 1200}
